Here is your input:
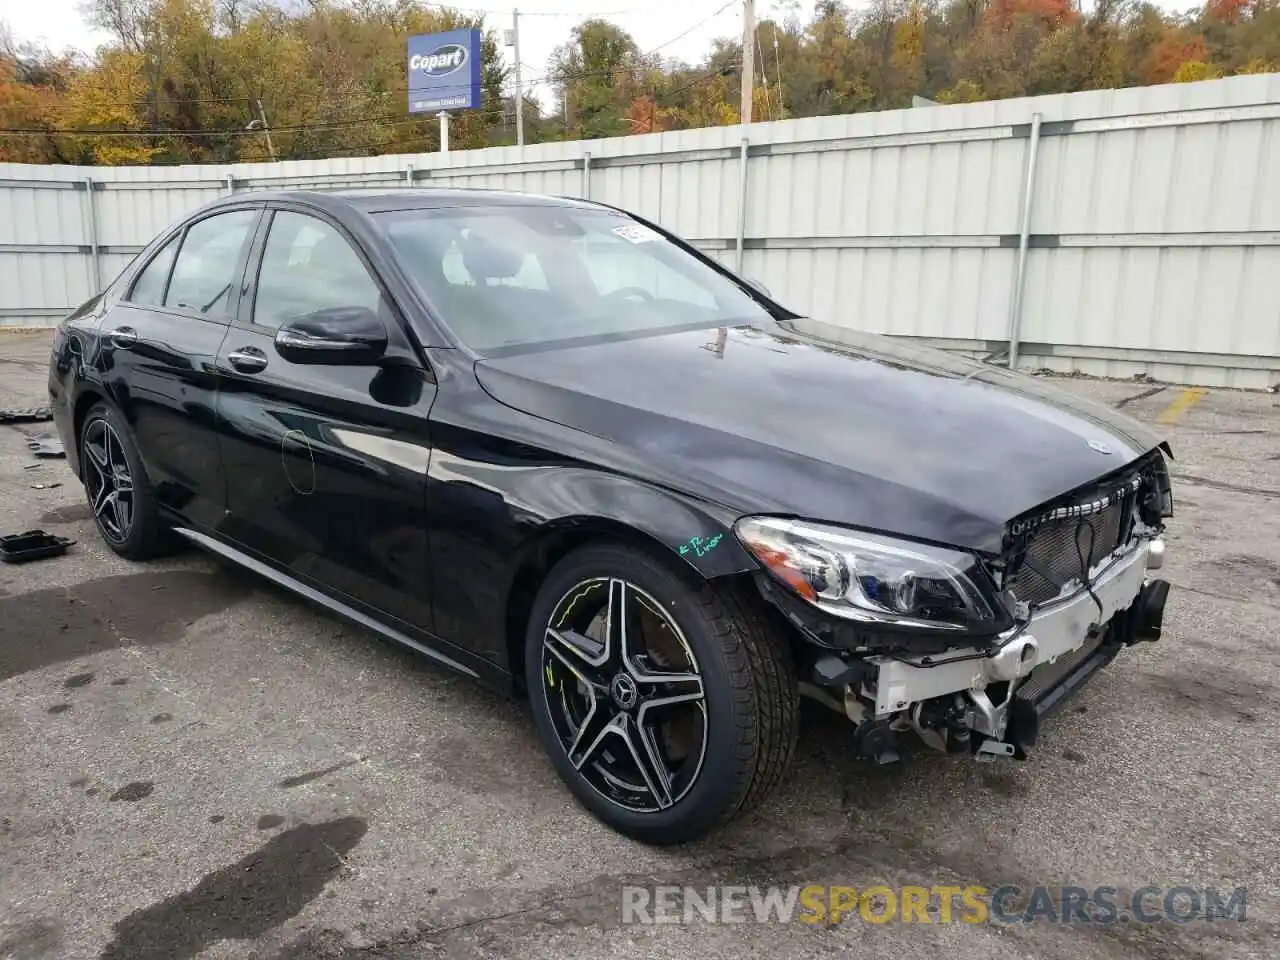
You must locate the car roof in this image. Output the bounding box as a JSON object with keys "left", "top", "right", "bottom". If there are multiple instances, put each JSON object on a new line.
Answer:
{"left": 216, "top": 187, "right": 602, "bottom": 217}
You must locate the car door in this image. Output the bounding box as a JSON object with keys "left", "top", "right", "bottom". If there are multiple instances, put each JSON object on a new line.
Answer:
{"left": 100, "top": 205, "right": 261, "bottom": 529}
{"left": 214, "top": 205, "right": 439, "bottom": 633}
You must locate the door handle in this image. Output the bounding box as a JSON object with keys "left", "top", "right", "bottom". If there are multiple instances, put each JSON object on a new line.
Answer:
{"left": 107, "top": 326, "right": 138, "bottom": 349}
{"left": 227, "top": 346, "right": 268, "bottom": 374}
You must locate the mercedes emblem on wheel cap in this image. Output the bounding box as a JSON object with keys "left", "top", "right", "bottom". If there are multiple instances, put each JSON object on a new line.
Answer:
{"left": 609, "top": 673, "right": 639, "bottom": 710}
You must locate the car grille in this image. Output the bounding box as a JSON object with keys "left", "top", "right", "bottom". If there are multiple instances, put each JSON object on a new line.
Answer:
{"left": 1004, "top": 489, "right": 1132, "bottom": 607}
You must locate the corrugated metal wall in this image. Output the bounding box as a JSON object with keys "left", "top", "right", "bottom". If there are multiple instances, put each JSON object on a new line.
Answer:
{"left": 3, "top": 74, "right": 1278, "bottom": 387}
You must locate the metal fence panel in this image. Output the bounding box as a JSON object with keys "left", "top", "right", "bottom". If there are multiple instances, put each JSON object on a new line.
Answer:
{"left": 1, "top": 74, "right": 1277, "bottom": 386}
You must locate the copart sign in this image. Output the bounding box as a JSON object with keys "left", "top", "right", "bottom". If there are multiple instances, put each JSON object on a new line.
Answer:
{"left": 407, "top": 29, "right": 482, "bottom": 113}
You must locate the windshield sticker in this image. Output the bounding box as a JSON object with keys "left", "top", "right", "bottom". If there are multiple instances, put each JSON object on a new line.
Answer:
{"left": 612, "top": 224, "right": 660, "bottom": 244}
{"left": 678, "top": 533, "right": 723, "bottom": 558}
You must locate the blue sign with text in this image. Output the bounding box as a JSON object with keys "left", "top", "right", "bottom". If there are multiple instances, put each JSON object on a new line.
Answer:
{"left": 407, "top": 29, "right": 482, "bottom": 114}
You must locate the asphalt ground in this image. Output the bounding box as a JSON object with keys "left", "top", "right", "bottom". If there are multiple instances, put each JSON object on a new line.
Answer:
{"left": 1, "top": 329, "right": 1277, "bottom": 960}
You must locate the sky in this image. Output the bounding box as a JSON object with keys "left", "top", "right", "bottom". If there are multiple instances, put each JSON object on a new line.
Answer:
{"left": 1, "top": 0, "right": 815, "bottom": 108}
{"left": 3, "top": 0, "right": 1196, "bottom": 110}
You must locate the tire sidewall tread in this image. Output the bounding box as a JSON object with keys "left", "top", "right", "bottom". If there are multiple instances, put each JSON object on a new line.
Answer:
{"left": 80, "top": 402, "right": 170, "bottom": 561}
{"left": 524, "top": 542, "right": 797, "bottom": 845}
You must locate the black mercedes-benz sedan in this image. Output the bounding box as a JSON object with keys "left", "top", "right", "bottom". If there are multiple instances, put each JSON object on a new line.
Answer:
{"left": 48, "top": 188, "right": 1173, "bottom": 843}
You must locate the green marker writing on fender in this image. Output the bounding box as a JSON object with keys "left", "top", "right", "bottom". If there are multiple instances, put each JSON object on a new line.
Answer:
{"left": 678, "top": 533, "right": 723, "bottom": 558}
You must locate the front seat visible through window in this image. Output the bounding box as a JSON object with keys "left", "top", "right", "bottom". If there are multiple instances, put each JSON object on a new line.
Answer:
{"left": 254, "top": 211, "right": 383, "bottom": 328}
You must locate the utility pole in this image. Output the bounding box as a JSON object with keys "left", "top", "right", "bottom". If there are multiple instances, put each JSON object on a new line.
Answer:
{"left": 246, "top": 100, "right": 277, "bottom": 162}
{"left": 507, "top": 9, "right": 524, "bottom": 147}
{"left": 772, "top": 27, "right": 784, "bottom": 118}
{"left": 740, "top": 0, "right": 755, "bottom": 125}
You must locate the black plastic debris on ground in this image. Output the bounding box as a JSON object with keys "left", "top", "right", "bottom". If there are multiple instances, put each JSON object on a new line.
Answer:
{"left": 25, "top": 435, "right": 65, "bottom": 458}
{"left": 0, "top": 530, "right": 75, "bottom": 563}
{"left": 0, "top": 406, "right": 54, "bottom": 425}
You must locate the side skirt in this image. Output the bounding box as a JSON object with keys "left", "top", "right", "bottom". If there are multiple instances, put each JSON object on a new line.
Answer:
{"left": 172, "top": 526, "right": 508, "bottom": 688}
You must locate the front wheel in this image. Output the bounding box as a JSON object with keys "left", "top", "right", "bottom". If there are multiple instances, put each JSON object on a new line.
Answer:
{"left": 525, "top": 543, "right": 798, "bottom": 844}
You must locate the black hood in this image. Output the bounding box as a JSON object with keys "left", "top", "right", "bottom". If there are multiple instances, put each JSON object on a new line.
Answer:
{"left": 474, "top": 320, "right": 1165, "bottom": 555}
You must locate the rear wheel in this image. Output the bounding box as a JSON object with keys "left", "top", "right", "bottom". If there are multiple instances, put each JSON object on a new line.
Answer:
{"left": 525, "top": 543, "right": 798, "bottom": 844}
{"left": 79, "top": 403, "right": 170, "bottom": 561}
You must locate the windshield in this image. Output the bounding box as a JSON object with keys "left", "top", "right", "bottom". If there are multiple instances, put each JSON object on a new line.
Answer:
{"left": 375, "top": 205, "right": 773, "bottom": 354}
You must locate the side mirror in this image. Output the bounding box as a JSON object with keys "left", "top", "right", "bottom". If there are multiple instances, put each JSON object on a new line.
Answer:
{"left": 274, "top": 307, "right": 388, "bottom": 366}
{"left": 745, "top": 277, "right": 772, "bottom": 299}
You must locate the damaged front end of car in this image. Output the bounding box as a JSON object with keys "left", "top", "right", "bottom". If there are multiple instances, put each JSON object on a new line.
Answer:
{"left": 740, "top": 449, "right": 1174, "bottom": 764}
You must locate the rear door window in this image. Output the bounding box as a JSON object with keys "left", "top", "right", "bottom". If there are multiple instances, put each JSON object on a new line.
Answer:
{"left": 164, "top": 209, "right": 258, "bottom": 319}
{"left": 128, "top": 235, "right": 180, "bottom": 306}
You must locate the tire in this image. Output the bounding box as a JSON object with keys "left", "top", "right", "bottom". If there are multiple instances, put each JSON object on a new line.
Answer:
{"left": 525, "top": 542, "right": 798, "bottom": 844}
{"left": 79, "top": 402, "right": 171, "bottom": 561}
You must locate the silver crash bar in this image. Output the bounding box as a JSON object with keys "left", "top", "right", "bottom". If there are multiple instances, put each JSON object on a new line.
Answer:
{"left": 865, "top": 541, "right": 1153, "bottom": 738}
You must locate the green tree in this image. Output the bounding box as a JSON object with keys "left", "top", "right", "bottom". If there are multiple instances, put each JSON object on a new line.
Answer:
{"left": 5, "top": 0, "right": 1280, "bottom": 163}
{"left": 551, "top": 19, "right": 645, "bottom": 139}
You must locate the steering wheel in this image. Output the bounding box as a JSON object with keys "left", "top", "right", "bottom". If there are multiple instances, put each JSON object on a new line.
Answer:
{"left": 603, "top": 286, "right": 655, "bottom": 303}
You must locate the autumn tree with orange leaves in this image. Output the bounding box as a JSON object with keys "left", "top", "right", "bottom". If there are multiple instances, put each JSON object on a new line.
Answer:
{"left": 2, "top": 0, "right": 1279, "bottom": 164}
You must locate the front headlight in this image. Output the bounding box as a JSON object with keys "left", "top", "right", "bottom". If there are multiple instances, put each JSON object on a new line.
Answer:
{"left": 734, "top": 516, "right": 999, "bottom": 632}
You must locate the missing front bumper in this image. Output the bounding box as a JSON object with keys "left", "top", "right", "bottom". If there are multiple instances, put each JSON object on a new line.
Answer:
{"left": 1005, "top": 577, "right": 1169, "bottom": 752}
{"left": 850, "top": 542, "right": 1169, "bottom": 759}
{"left": 868, "top": 542, "right": 1153, "bottom": 719}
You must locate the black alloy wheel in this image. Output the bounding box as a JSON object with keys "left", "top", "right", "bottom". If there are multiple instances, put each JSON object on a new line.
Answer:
{"left": 526, "top": 543, "right": 799, "bottom": 844}
{"left": 79, "top": 403, "right": 170, "bottom": 561}
{"left": 541, "top": 576, "right": 709, "bottom": 814}
{"left": 82, "top": 416, "right": 134, "bottom": 543}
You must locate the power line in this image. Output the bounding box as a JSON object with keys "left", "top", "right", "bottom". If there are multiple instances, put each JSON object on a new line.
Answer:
{"left": 1, "top": 114, "right": 439, "bottom": 138}
{"left": 35, "top": 79, "right": 490, "bottom": 115}
{"left": 0, "top": 100, "right": 528, "bottom": 139}
{"left": 419, "top": 1, "right": 706, "bottom": 16}
{"left": 22, "top": 110, "right": 535, "bottom": 162}
{"left": 86, "top": 135, "right": 444, "bottom": 165}
{"left": 527, "top": 0, "right": 739, "bottom": 88}
{"left": 0, "top": 65, "right": 735, "bottom": 159}
{"left": 658, "top": 61, "right": 740, "bottom": 101}
{"left": 31, "top": 57, "right": 656, "bottom": 121}
{"left": 647, "top": 0, "right": 738, "bottom": 56}
{"left": 15, "top": 0, "right": 741, "bottom": 118}
{"left": 2, "top": 1, "right": 749, "bottom": 143}
{"left": 35, "top": 94, "right": 260, "bottom": 113}
{"left": 0, "top": 57, "right": 739, "bottom": 138}
{"left": 11, "top": 76, "right": 524, "bottom": 134}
